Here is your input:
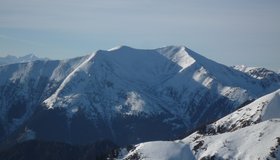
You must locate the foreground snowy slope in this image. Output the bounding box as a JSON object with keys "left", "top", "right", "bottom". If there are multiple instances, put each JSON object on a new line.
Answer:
{"left": 118, "top": 89, "right": 280, "bottom": 160}
{"left": 0, "top": 46, "right": 279, "bottom": 146}
{"left": 120, "top": 121, "right": 280, "bottom": 160}
{"left": 186, "top": 120, "right": 280, "bottom": 160}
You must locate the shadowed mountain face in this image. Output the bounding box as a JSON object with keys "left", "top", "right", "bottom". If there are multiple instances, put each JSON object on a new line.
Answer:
{"left": 0, "top": 140, "right": 118, "bottom": 160}
{"left": 0, "top": 46, "right": 279, "bottom": 147}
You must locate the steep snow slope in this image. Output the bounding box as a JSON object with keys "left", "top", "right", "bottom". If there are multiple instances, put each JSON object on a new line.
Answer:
{"left": 1, "top": 46, "right": 280, "bottom": 146}
{"left": 118, "top": 89, "right": 280, "bottom": 160}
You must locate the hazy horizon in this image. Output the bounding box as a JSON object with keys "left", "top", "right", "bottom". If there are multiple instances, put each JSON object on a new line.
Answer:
{"left": 0, "top": 0, "right": 279, "bottom": 71}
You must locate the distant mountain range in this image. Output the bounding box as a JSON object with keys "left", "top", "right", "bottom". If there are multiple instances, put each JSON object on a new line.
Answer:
{"left": 0, "top": 54, "right": 44, "bottom": 65}
{"left": 0, "top": 46, "right": 279, "bottom": 159}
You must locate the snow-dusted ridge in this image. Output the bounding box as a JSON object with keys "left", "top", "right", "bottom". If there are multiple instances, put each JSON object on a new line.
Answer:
{"left": 44, "top": 52, "right": 97, "bottom": 109}
{"left": 232, "top": 65, "right": 280, "bottom": 82}
{"left": 107, "top": 45, "right": 132, "bottom": 51}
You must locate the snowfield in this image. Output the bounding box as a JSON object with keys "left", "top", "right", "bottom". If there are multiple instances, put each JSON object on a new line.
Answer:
{"left": 121, "top": 141, "right": 195, "bottom": 160}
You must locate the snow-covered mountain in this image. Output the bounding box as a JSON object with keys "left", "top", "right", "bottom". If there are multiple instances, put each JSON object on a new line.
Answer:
{"left": 118, "top": 89, "right": 280, "bottom": 160}
{"left": 0, "top": 46, "right": 279, "bottom": 147}
{"left": 0, "top": 54, "right": 44, "bottom": 66}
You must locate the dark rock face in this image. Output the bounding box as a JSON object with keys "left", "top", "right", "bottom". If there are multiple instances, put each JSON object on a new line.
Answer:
{"left": 0, "top": 140, "right": 118, "bottom": 160}
{"left": 7, "top": 101, "right": 26, "bottom": 122}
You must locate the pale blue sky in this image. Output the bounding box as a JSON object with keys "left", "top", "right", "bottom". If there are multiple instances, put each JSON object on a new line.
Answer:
{"left": 0, "top": 0, "right": 279, "bottom": 71}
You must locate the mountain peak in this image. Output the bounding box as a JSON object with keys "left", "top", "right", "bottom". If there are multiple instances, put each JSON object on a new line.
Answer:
{"left": 93, "top": 45, "right": 197, "bottom": 72}
{"left": 21, "top": 53, "right": 37, "bottom": 59}
{"left": 4, "top": 55, "right": 17, "bottom": 59}
{"left": 107, "top": 45, "right": 134, "bottom": 51}
{"left": 18, "top": 54, "right": 41, "bottom": 62}
{"left": 108, "top": 45, "right": 187, "bottom": 52}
